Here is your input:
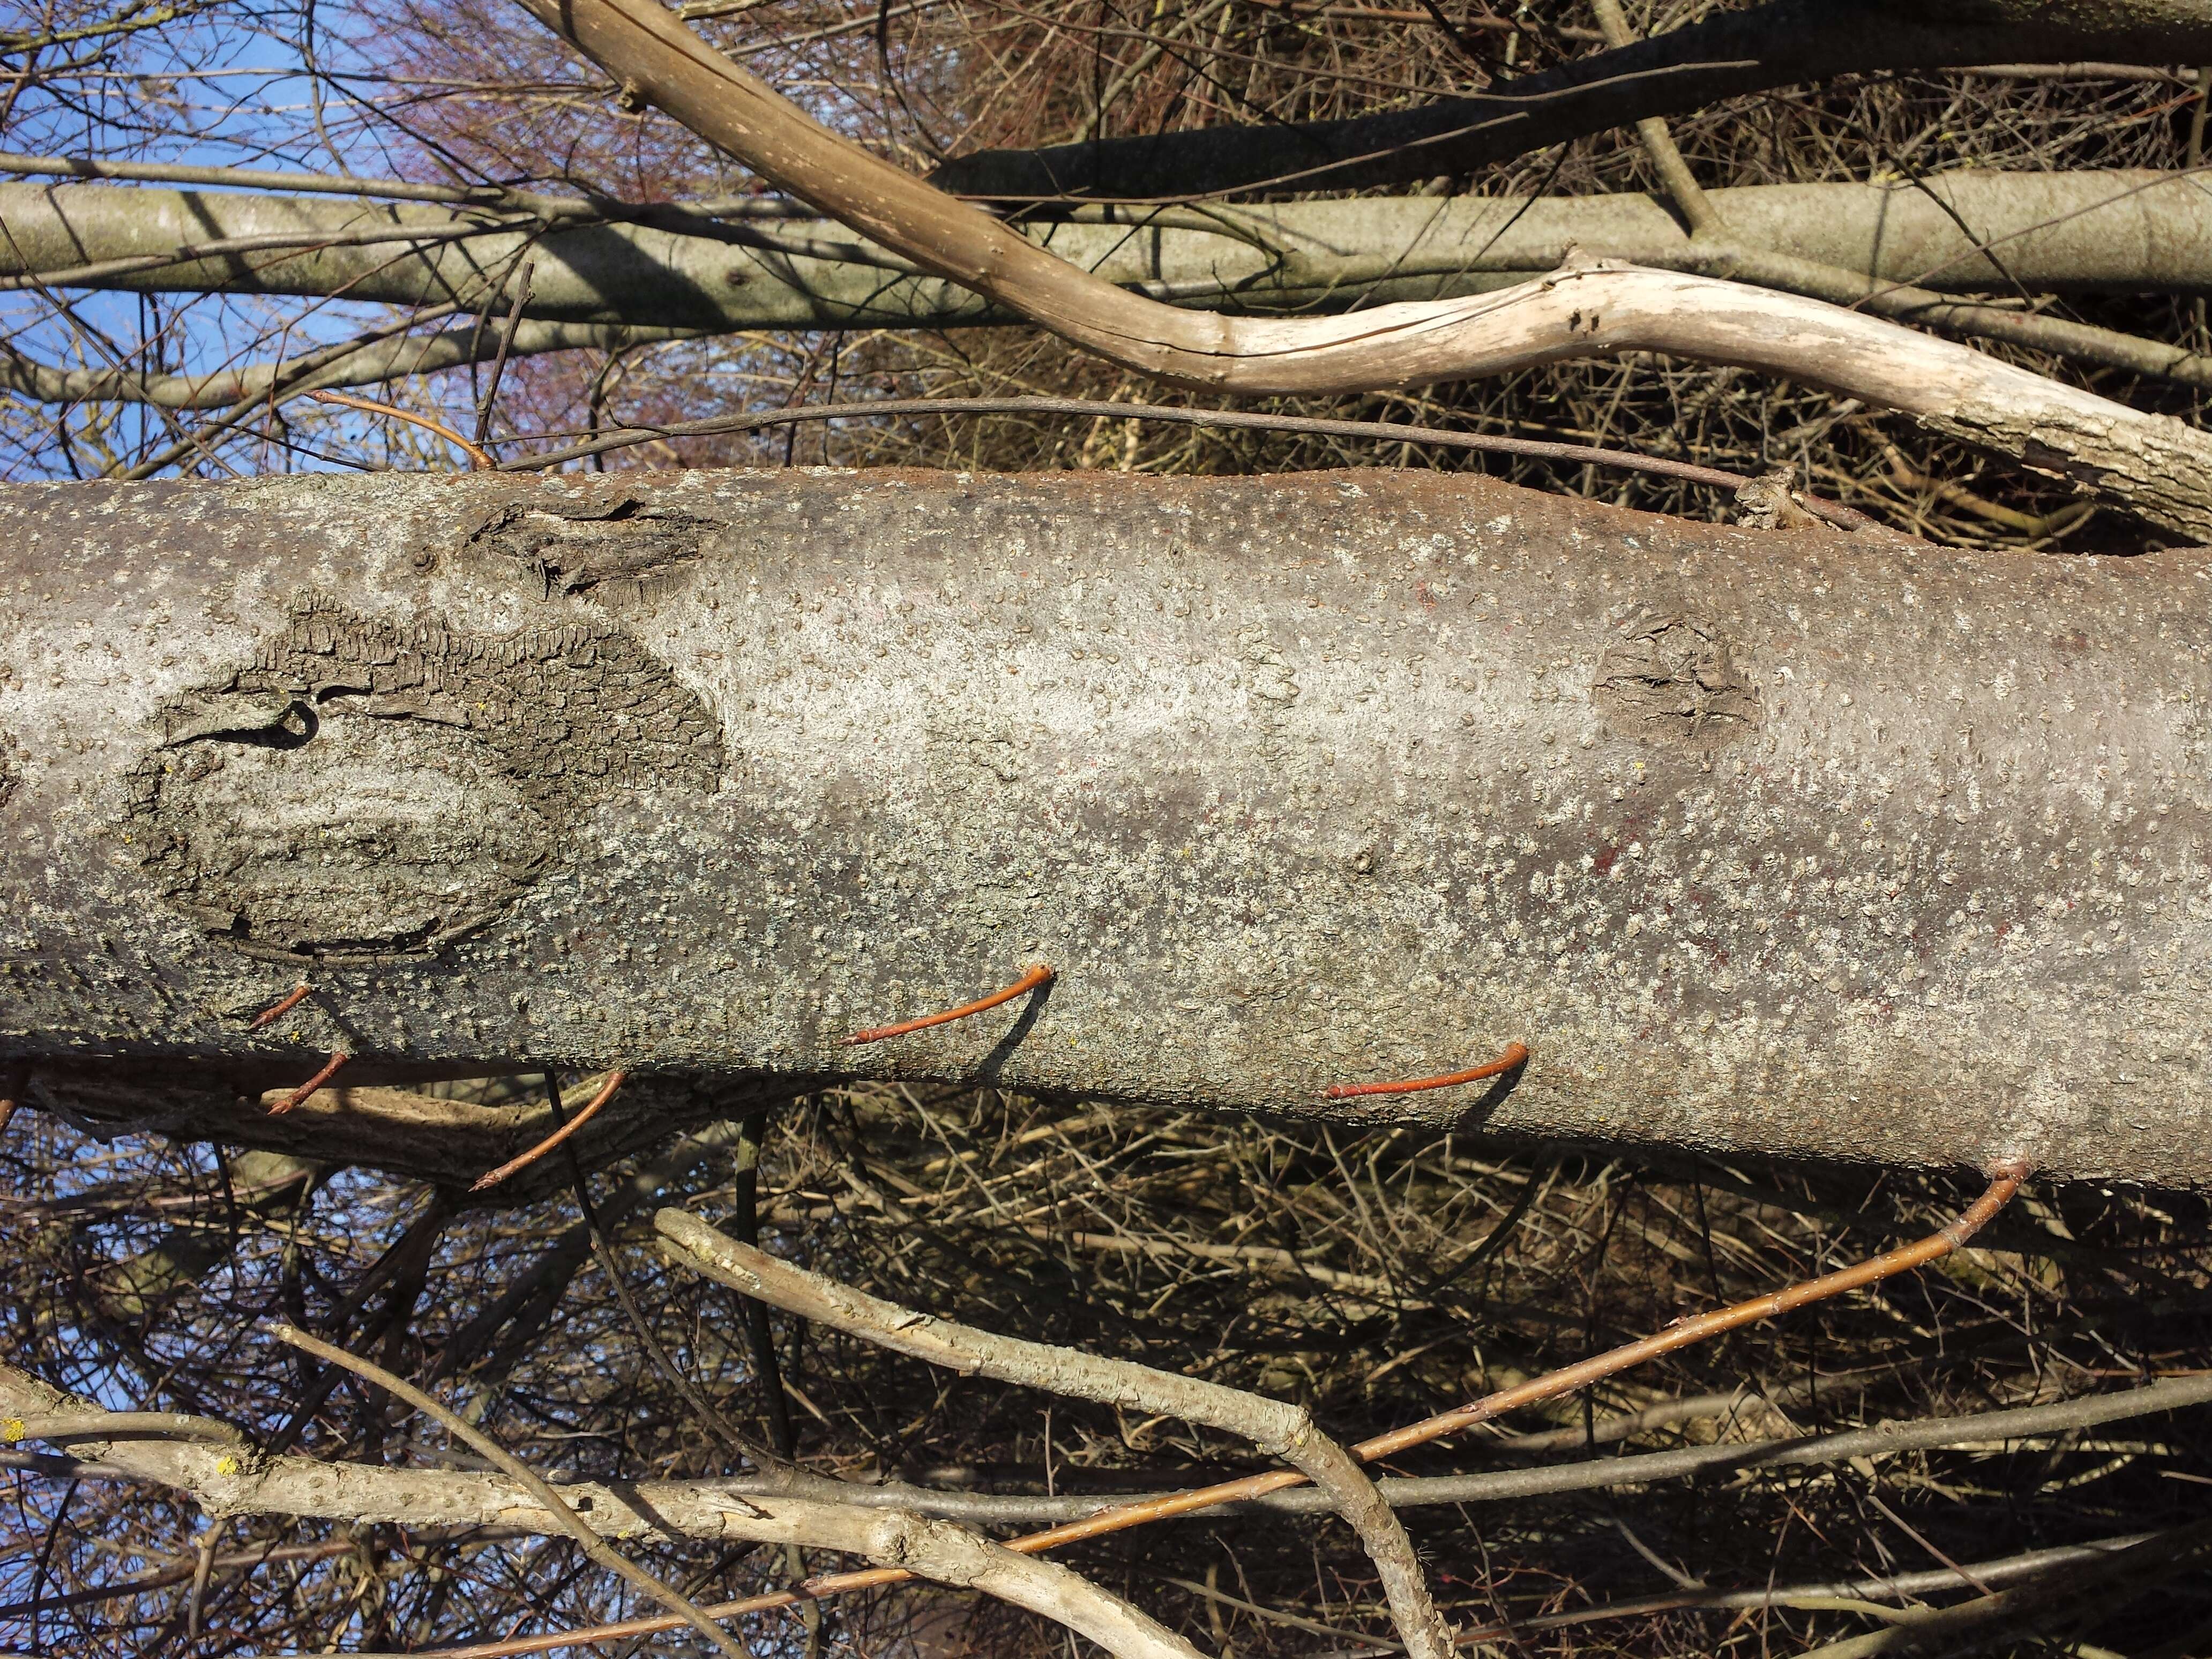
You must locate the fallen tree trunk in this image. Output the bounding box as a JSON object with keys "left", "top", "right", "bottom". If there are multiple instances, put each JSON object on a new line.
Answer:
{"left": 3, "top": 467, "right": 2208, "bottom": 1187}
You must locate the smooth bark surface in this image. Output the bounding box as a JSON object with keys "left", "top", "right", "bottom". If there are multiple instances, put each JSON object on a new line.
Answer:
{"left": 4, "top": 467, "right": 2210, "bottom": 1186}
{"left": 17, "top": 171, "right": 2212, "bottom": 410}
{"left": 8, "top": 172, "right": 2210, "bottom": 340}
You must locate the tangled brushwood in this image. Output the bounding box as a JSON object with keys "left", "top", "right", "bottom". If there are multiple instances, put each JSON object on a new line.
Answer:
{"left": 7, "top": 1084, "right": 2212, "bottom": 1656}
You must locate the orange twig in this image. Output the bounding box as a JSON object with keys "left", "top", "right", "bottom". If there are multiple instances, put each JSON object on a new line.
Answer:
{"left": 402, "top": 1160, "right": 2028, "bottom": 1659}
{"left": 0, "top": 1063, "right": 23, "bottom": 1139}
{"left": 249, "top": 983, "right": 313, "bottom": 1029}
{"left": 308, "top": 388, "right": 496, "bottom": 470}
{"left": 266, "top": 1051, "right": 350, "bottom": 1116}
{"left": 1324, "top": 1042, "right": 1528, "bottom": 1100}
{"left": 839, "top": 963, "right": 1055, "bottom": 1047}
{"left": 469, "top": 1071, "right": 628, "bottom": 1192}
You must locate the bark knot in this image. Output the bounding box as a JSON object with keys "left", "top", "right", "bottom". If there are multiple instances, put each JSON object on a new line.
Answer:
{"left": 463, "top": 495, "right": 722, "bottom": 602}
{"left": 126, "top": 601, "right": 724, "bottom": 961}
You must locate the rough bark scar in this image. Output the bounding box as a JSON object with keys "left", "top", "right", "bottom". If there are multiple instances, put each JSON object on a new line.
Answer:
{"left": 2019, "top": 436, "right": 2113, "bottom": 488}
{"left": 1590, "top": 612, "right": 1759, "bottom": 751}
{"left": 462, "top": 497, "right": 722, "bottom": 601}
{"left": 125, "top": 601, "right": 723, "bottom": 961}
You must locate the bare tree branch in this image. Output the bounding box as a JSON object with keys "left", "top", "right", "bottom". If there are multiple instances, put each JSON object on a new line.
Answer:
{"left": 10, "top": 173, "right": 2212, "bottom": 392}
{"left": 657, "top": 1208, "right": 1456, "bottom": 1659}
{"left": 0, "top": 318, "right": 705, "bottom": 410}
{"left": 267, "top": 1320, "right": 754, "bottom": 1659}
{"left": 498, "top": 0, "right": 2212, "bottom": 539}
{"left": 14, "top": 1361, "right": 2210, "bottom": 1530}
{"left": 0, "top": 1355, "right": 1212, "bottom": 1659}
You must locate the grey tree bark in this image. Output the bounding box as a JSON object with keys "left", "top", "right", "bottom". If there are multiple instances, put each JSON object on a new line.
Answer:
{"left": 3, "top": 466, "right": 2209, "bottom": 1187}
{"left": 8, "top": 172, "right": 2210, "bottom": 355}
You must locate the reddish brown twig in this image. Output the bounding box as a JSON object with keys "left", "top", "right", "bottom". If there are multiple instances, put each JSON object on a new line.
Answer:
{"left": 1324, "top": 1042, "right": 1528, "bottom": 1100}
{"left": 248, "top": 983, "right": 313, "bottom": 1029}
{"left": 403, "top": 1160, "right": 2028, "bottom": 1659}
{"left": 0, "top": 1063, "right": 23, "bottom": 1139}
{"left": 839, "top": 963, "right": 1055, "bottom": 1047}
{"left": 308, "top": 388, "right": 496, "bottom": 470}
{"left": 1347, "top": 1160, "right": 2027, "bottom": 1457}
{"left": 469, "top": 1071, "right": 628, "bottom": 1192}
{"left": 266, "top": 1051, "right": 350, "bottom": 1115}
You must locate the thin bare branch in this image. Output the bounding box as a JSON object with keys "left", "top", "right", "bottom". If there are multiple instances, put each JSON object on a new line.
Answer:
{"left": 266, "top": 1320, "right": 756, "bottom": 1659}
{"left": 657, "top": 1209, "right": 1456, "bottom": 1659}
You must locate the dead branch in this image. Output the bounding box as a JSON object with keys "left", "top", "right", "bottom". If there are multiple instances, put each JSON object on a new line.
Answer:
{"left": 281, "top": 1162, "right": 2023, "bottom": 1658}
{"left": 269, "top": 1320, "right": 753, "bottom": 1659}
{"left": 0, "top": 1353, "right": 1212, "bottom": 1659}
{"left": 927, "top": 0, "right": 2212, "bottom": 198}
{"left": 12, "top": 1357, "right": 2208, "bottom": 1532}
{"left": 12, "top": 173, "right": 2212, "bottom": 330}
{"left": 655, "top": 1207, "right": 1456, "bottom": 1659}
{"left": 0, "top": 317, "right": 707, "bottom": 410}
{"left": 469, "top": 1070, "right": 626, "bottom": 1191}
{"left": 1789, "top": 1518, "right": 2212, "bottom": 1658}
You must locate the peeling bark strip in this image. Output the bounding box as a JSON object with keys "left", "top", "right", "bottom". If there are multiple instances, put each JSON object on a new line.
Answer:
{"left": 2, "top": 467, "right": 2210, "bottom": 1186}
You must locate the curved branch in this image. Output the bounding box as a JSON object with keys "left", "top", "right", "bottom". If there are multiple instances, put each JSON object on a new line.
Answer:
{"left": 657, "top": 1210, "right": 1454, "bottom": 1659}
{"left": 12, "top": 175, "right": 2212, "bottom": 393}
{"left": 502, "top": 0, "right": 2212, "bottom": 539}
{"left": 267, "top": 1322, "right": 754, "bottom": 1659}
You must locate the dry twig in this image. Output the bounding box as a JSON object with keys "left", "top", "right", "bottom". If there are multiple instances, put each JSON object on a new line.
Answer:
{"left": 470, "top": 1071, "right": 628, "bottom": 1192}
{"left": 842, "top": 964, "right": 1057, "bottom": 1048}
{"left": 265, "top": 1320, "right": 757, "bottom": 1659}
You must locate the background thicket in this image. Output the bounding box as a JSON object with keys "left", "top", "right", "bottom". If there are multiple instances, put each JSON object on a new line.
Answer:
{"left": 12, "top": 1082, "right": 2212, "bottom": 1658}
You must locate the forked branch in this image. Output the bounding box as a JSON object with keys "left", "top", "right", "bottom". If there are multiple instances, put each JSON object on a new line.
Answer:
{"left": 266, "top": 1322, "right": 756, "bottom": 1659}
{"left": 0, "top": 1352, "right": 1209, "bottom": 1659}
{"left": 510, "top": 1164, "right": 2021, "bottom": 1653}
{"left": 0, "top": 1167, "right": 2052, "bottom": 1659}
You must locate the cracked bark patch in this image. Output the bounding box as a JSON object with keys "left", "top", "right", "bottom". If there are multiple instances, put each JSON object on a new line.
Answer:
{"left": 125, "top": 601, "right": 724, "bottom": 961}
{"left": 462, "top": 496, "right": 722, "bottom": 602}
{"left": 1591, "top": 614, "right": 1760, "bottom": 752}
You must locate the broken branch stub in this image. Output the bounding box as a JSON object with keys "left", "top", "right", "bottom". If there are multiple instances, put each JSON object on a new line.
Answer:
{"left": 2, "top": 467, "right": 2208, "bottom": 1186}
